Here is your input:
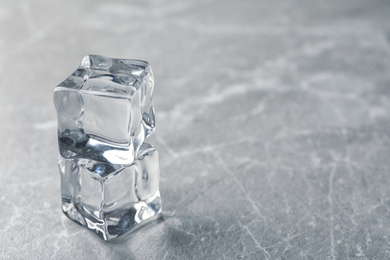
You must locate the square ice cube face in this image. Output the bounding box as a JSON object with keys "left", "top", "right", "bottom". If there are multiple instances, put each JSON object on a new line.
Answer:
{"left": 54, "top": 55, "right": 155, "bottom": 164}
{"left": 58, "top": 143, "right": 161, "bottom": 241}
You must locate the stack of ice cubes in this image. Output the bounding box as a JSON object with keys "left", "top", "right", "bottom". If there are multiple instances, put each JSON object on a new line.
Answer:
{"left": 53, "top": 55, "right": 161, "bottom": 240}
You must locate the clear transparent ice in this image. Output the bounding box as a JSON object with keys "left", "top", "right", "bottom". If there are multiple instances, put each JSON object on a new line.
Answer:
{"left": 53, "top": 55, "right": 161, "bottom": 240}
{"left": 58, "top": 143, "right": 161, "bottom": 240}
{"left": 54, "top": 55, "right": 155, "bottom": 165}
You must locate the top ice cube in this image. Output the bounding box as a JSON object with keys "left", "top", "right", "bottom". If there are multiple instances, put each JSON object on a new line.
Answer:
{"left": 53, "top": 55, "right": 155, "bottom": 165}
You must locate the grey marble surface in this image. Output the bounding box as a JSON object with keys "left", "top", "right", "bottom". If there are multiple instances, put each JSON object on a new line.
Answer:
{"left": 1, "top": 0, "right": 390, "bottom": 259}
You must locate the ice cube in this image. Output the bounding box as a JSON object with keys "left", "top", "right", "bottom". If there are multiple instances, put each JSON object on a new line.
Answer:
{"left": 58, "top": 143, "right": 161, "bottom": 240}
{"left": 53, "top": 55, "right": 155, "bottom": 164}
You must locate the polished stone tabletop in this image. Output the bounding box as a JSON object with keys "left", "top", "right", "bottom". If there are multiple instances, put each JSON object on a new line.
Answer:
{"left": 1, "top": 0, "right": 390, "bottom": 259}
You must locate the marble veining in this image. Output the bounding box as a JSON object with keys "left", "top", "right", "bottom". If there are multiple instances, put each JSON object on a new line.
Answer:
{"left": 1, "top": 0, "right": 390, "bottom": 259}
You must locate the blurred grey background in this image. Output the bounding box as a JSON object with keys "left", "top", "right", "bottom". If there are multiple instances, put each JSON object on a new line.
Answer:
{"left": 1, "top": 0, "right": 390, "bottom": 259}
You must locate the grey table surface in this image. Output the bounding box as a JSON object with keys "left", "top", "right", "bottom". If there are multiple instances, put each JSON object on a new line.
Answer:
{"left": 1, "top": 0, "right": 390, "bottom": 259}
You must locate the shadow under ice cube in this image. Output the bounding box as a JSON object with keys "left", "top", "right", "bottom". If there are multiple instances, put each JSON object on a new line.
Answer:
{"left": 58, "top": 143, "right": 161, "bottom": 240}
{"left": 54, "top": 55, "right": 155, "bottom": 165}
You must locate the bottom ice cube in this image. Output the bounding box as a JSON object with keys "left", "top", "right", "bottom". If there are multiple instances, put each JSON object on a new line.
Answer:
{"left": 58, "top": 143, "right": 161, "bottom": 240}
